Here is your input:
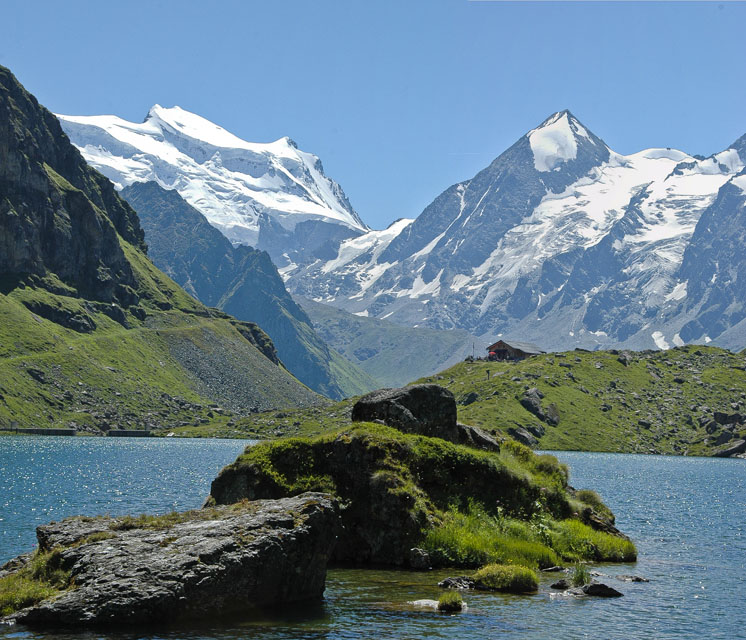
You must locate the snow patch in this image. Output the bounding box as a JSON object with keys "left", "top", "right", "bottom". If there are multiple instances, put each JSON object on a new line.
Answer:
{"left": 528, "top": 113, "right": 578, "bottom": 172}
{"left": 673, "top": 333, "right": 685, "bottom": 347}
{"left": 651, "top": 331, "right": 670, "bottom": 350}
{"left": 665, "top": 281, "right": 688, "bottom": 302}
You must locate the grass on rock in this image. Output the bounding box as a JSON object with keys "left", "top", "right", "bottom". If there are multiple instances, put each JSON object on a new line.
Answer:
{"left": 437, "top": 590, "right": 464, "bottom": 612}
{"left": 472, "top": 563, "right": 539, "bottom": 593}
{"left": 0, "top": 549, "right": 70, "bottom": 616}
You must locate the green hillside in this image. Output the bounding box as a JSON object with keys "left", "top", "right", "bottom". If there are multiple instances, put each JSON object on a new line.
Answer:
{"left": 0, "top": 64, "right": 321, "bottom": 434}
{"left": 416, "top": 346, "right": 746, "bottom": 456}
{"left": 187, "top": 345, "right": 746, "bottom": 457}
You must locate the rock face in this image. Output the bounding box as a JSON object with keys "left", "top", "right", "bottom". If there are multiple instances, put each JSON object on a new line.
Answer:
{"left": 351, "top": 384, "right": 499, "bottom": 450}
{"left": 351, "top": 384, "right": 460, "bottom": 442}
{"left": 5, "top": 493, "right": 338, "bottom": 628}
{"left": 0, "top": 65, "right": 144, "bottom": 303}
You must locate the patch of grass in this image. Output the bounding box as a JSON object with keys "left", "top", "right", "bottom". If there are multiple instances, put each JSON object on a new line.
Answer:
{"left": 0, "top": 549, "right": 70, "bottom": 616}
{"left": 570, "top": 563, "right": 591, "bottom": 587}
{"left": 111, "top": 501, "right": 258, "bottom": 531}
{"left": 574, "top": 489, "right": 615, "bottom": 523}
{"left": 422, "top": 506, "right": 560, "bottom": 569}
{"left": 551, "top": 519, "right": 637, "bottom": 562}
{"left": 472, "top": 563, "right": 538, "bottom": 593}
{"left": 437, "top": 590, "right": 464, "bottom": 612}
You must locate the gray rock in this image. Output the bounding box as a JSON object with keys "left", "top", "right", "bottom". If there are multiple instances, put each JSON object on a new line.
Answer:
{"left": 438, "top": 576, "right": 476, "bottom": 590}
{"left": 508, "top": 426, "right": 539, "bottom": 447}
{"left": 550, "top": 578, "right": 570, "bottom": 590}
{"left": 351, "top": 384, "right": 459, "bottom": 442}
{"left": 4, "top": 493, "right": 338, "bottom": 628}
{"left": 457, "top": 423, "right": 501, "bottom": 452}
{"left": 460, "top": 391, "right": 479, "bottom": 406}
{"left": 575, "top": 582, "right": 624, "bottom": 597}
{"left": 713, "top": 439, "right": 746, "bottom": 458}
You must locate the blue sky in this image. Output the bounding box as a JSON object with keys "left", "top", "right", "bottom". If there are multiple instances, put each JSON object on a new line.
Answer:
{"left": 4, "top": 0, "right": 746, "bottom": 229}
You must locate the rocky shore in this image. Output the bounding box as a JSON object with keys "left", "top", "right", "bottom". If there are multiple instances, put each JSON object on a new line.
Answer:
{"left": 2, "top": 493, "right": 337, "bottom": 627}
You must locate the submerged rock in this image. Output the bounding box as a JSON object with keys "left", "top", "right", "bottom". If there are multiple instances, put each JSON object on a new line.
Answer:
{"left": 4, "top": 493, "right": 338, "bottom": 628}
{"left": 567, "top": 582, "right": 624, "bottom": 598}
{"left": 615, "top": 574, "right": 650, "bottom": 583}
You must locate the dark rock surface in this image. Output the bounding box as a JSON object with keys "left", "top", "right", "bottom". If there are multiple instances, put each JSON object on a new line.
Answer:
{"left": 713, "top": 439, "right": 746, "bottom": 458}
{"left": 438, "top": 576, "right": 476, "bottom": 590}
{"left": 550, "top": 579, "right": 570, "bottom": 590}
{"left": 568, "top": 582, "right": 624, "bottom": 598}
{"left": 457, "top": 423, "right": 501, "bottom": 452}
{"left": 408, "top": 548, "right": 432, "bottom": 570}
{"left": 0, "top": 65, "right": 144, "bottom": 303}
{"left": 4, "top": 493, "right": 338, "bottom": 628}
{"left": 351, "top": 384, "right": 459, "bottom": 442}
{"left": 508, "top": 426, "right": 539, "bottom": 447}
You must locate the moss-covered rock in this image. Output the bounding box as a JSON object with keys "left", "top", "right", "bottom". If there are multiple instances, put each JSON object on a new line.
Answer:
{"left": 208, "top": 424, "right": 632, "bottom": 567}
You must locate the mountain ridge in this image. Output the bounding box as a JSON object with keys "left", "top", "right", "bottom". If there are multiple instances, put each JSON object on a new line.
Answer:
{"left": 121, "top": 181, "right": 378, "bottom": 399}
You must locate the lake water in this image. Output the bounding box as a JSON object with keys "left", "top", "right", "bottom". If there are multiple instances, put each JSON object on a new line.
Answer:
{"left": 1, "top": 437, "right": 744, "bottom": 639}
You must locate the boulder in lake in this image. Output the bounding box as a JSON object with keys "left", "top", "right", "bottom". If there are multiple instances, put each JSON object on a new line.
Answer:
{"left": 3, "top": 493, "right": 338, "bottom": 628}
{"left": 567, "top": 582, "right": 623, "bottom": 597}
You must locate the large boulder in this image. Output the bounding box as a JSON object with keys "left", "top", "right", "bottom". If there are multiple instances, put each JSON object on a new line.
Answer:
{"left": 4, "top": 493, "right": 338, "bottom": 628}
{"left": 351, "top": 384, "right": 459, "bottom": 442}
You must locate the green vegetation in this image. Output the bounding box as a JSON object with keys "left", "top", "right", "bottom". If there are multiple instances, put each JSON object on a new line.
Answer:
{"left": 437, "top": 590, "right": 464, "bottom": 612}
{"left": 188, "top": 346, "right": 745, "bottom": 458}
{"left": 472, "top": 563, "right": 538, "bottom": 593}
{"left": 210, "top": 423, "right": 635, "bottom": 568}
{"left": 0, "top": 549, "right": 70, "bottom": 616}
{"left": 0, "top": 270, "right": 321, "bottom": 434}
{"left": 570, "top": 563, "right": 591, "bottom": 587}
{"left": 414, "top": 346, "right": 746, "bottom": 455}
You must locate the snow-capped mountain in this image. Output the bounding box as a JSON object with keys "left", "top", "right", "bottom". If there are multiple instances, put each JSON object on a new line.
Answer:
{"left": 57, "top": 106, "right": 367, "bottom": 265}
{"left": 285, "top": 111, "right": 746, "bottom": 351}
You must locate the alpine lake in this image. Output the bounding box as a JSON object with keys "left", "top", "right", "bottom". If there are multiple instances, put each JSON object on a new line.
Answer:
{"left": 1, "top": 436, "right": 744, "bottom": 640}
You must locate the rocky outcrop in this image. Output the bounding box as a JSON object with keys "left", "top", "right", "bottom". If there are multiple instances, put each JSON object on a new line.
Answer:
{"left": 0, "top": 65, "right": 144, "bottom": 303}
{"left": 351, "top": 384, "right": 459, "bottom": 442}
{"left": 351, "top": 384, "right": 500, "bottom": 451}
{"left": 209, "top": 423, "right": 573, "bottom": 567}
{"left": 519, "top": 388, "right": 559, "bottom": 426}
{"left": 4, "top": 493, "right": 338, "bottom": 628}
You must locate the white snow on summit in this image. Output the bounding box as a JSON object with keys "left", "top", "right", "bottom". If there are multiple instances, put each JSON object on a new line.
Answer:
{"left": 57, "top": 106, "right": 367, "bottom": 247}
{"left": 528, "top": 112, "right": 582, "bottom": 172}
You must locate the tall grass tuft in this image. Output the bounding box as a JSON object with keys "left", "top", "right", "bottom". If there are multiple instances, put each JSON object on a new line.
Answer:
{"left": 437, "top": 590, "right": 464, "bottom": 612}
{"left": 472, "top": 563, "right": 538, "bottom": 593}
{"left": 422, "top": 506, "right": 560, "bottom": 569}
{"left": 551, "top": 519, "right": 637, "bottom": 562}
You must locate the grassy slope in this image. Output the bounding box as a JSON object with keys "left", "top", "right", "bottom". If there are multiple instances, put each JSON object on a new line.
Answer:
{"left": 416, "top": 346, "right": 746, "bottom": 456}
{"left": 0, "top": 239, "right": 322, "bottom": 433}
{"left": 184, "top": 345, "right": 746, "bottom": 456}
{"left": 298, "top": 296, "right": 476, "bottom": 388}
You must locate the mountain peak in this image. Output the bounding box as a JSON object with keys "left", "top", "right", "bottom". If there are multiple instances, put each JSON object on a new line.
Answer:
{"left": 527, "top": 110, "right": 605, "bottom": 172}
